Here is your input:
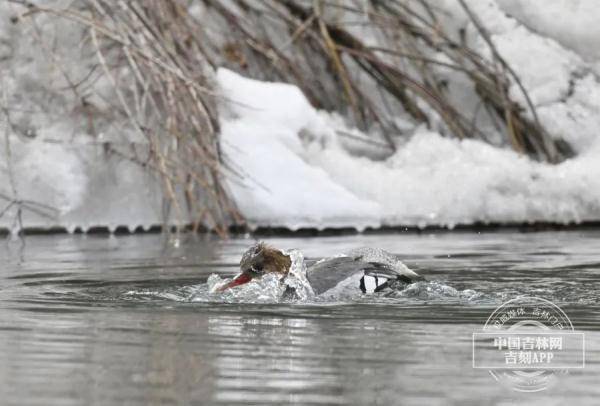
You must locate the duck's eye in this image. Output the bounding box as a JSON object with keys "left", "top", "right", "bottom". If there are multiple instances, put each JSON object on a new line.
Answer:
{"left": 250, "top": 265, "right": 264, "bottom": 275}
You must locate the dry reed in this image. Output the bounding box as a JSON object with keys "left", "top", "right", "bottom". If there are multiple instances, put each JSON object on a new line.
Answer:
{"left": 7, "top": 0, "right": 574, "bottom": 235}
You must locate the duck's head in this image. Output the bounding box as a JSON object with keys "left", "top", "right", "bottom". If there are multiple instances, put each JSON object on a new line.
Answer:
{"left": 217, "top": 242, "right": 292, "bottom": 291}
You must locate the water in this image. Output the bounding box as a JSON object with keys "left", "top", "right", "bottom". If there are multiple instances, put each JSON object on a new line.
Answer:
{"left": 0, "top": 230, "right": 599, "bottom": 405}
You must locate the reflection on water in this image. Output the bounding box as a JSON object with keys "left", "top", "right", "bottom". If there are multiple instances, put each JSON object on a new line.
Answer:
{"left": 0, "top": 231, "right": 599, "bottom": 405}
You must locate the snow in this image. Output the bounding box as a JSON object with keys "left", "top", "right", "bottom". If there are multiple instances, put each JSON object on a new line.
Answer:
{"left": 218, "top": 68, "right": 600, "bottom": 229}
{"left": 0, "top": 2, "right": 169, "bottom": 233}
{"left": 453, "top": 0, "right": 600, "bottom": 156}
{"left": 218, "top": 69, "right": 381, "bottom": 230}
{"left": 0, "top": 134, "right": 168, "bottom": 233}
{"left": 489, "top": 25, "right": 582, "bottom": 106}
{"left": 7, "top": 136, "right": 87, "bottom": 213}
{"left": 3, "top": 0, "right": 600, "bottom": 232}
{"left": 215, "top": 0, "right": 600, "bottom": 230}
{"left": 496, "top": 0, "right": 600, "bottom": 61}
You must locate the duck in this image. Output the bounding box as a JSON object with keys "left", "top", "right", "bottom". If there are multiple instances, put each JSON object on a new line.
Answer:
{"left": 217, "top": 242, "right": 424, "bottom": 296}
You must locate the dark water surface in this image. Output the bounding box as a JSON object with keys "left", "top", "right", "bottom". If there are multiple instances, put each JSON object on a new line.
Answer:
{"left": 0, "top": 231, "right": 599, "bottom": 405}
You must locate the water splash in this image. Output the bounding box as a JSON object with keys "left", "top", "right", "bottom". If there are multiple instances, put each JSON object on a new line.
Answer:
{"left": 204, "top": 249, "right": 314, "bottom": 303}
{"left": 280, "top": 248, "right": 315, "bottom": 300}
{"left": 395, "top": 281, "right": 486, "bottom": 302}
{"left": 206, "top": 273, "right": 285, "bottom": 303}
{"left": 121, "top": 247, "right": 488, "bottom": 304}
{"left": 121, "top": 278, "right": 487, "bottom": 304}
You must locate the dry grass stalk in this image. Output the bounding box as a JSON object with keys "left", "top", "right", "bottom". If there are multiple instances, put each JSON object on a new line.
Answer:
{"left": 12, "top": 0, "right": 244, "bottom": 235}
{"left": 204, "top": 0, "right": 572, "bottom": 163}
{"left": 6, "top": 0, "right": 575, "bottom": 236}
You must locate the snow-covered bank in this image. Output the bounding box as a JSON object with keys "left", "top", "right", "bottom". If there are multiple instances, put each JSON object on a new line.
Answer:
{"left": 0, "top": 2, "right": 178, "bottom": 233}
{"left": 0, "top": 135, "right": 167, "bottom": 233}
{"left": 219, "top": 69, "right": 600, "bottom": 230}
{"left": 2, "top": 0, "right": 600, "bottom": 233}
{"left": 216, "top": 0, "right": 600, "bottom": 230}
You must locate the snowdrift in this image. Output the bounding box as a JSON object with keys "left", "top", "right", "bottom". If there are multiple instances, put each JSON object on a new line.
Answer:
{"left": 2, "top": 0, "right": 600, "bottom": 232}
{"left": 219, "top": 68, "right": 600, "bottom": 230}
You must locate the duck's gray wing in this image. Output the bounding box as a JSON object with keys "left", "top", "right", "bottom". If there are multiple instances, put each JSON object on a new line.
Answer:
{"left": 306, "top": 256, "right": 424, "bottom": 295}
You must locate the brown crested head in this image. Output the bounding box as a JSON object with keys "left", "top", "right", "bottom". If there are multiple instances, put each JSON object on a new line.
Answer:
{"left": 218, "top": 242, "right": 292, "bottom": 291}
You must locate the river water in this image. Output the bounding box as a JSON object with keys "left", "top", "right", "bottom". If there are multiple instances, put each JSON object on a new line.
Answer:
{"left": 0, "top": 230, "right": 598, "bottom": 405}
